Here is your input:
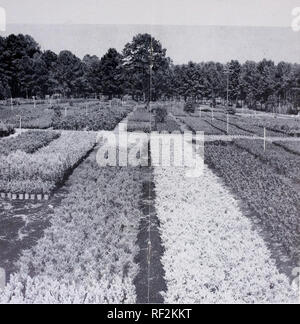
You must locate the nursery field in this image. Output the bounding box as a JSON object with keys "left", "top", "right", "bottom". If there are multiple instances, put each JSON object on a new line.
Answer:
{"left": 0, "top": 100, "right": 135, "bottom": 131}
{"left": 174, "top": 105, "right": 300, "bottom": 268}
{"left": 0, "top": 101, "right": 299, "bottom": 304}
{"left": 127, "top": 106, "right": 181, "bottom": 133}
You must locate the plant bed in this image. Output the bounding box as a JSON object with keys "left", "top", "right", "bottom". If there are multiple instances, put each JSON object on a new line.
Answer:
{"left": 0, "top": 131, "right": 60, "bottom": 156}
{"left": 0, "top": 105, "right": 54, "bottom": 129}
{"left": 233, "top": 138, "right": 300, "bottom": 183}
{"left": 51, "top": 104, "right": 134, "bottom": 131}
{"left": 205, "top": 141, "right": 300, "bottom": 262}
{"left": 212, "top": 113, "right": 289, "bottom": 137}
{"left": 154, "top": 164, "right": 297, "bottom": 303}
{"left": 127, "top": 116, "right": 181, "bottom": 133}
{"left": 0, "top": 132, "right": 96, "bottom": 195}
{"left": 0, "top": 149, "right": 145, "bottom": 304}
{"left": 179, "top": 116, "right": 224, "bottom": 135}
{"left": 273, "top": 140, "right": 300, "bottom": 156}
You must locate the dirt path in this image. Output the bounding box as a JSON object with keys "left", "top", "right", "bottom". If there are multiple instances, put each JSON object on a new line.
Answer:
{"left": 134, "top": 170, "right": 167, "bottom": 304}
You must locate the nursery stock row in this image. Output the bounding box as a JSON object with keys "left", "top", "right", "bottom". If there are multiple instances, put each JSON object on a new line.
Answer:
{"left": 0, "top": 150, "right": 146, "bottom": 303}
{"left": 205, "top": 141, "right": 300, "bottom": 260}
{"left": 0, "top": 132, "right": 96, "bottom": 195}
{"left": 0, "top": 131, "right": 60, "bottom": 156}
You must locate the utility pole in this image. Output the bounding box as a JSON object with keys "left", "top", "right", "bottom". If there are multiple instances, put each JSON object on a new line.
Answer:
{"left": 227, "top": 71, "right": 229, "bottom": 109}
{"left": 33, "top": 96, "right": 36, "bottom": 109}
{"left": 224, "top": 64, "right": 230, "bottom": 110}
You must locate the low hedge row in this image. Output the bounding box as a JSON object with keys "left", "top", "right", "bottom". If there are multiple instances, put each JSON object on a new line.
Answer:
{"left": 0, "top": 131, "right": 60, "bottom": 156}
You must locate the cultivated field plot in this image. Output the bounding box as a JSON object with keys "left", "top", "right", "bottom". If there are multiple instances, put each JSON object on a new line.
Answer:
{"left": 0, "top": 131, "right": 96, "bottom": 195}
{"left": 127, "top": 106, "right": 181, "bottom": 133}
{"left": 0, "top": 104, "right": 54, "bottom": 129}
{"left": 0, "top": 144, "right": 149, "bottom": 303}
{"left": 0, "top": 101, "right": 134, "bottom": 131}
{"left": 0, "top": 101, "right": 299, "bottom": 304}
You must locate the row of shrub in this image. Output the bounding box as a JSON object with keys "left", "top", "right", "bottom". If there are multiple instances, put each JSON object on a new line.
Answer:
{"left": 0, "top": 131, "right": 60, "bottom": 156}
{"left": 0, "top": 102, "right": 135, "bottom": 131}
{"left": 0, "top": 132, "right": 96, "bottom": 194}
{"left": 205, "top": 141, "right": 300, "bottom": 261}
{"left": 0, "top": 149, "right": 144, "bottom": 303}
{"left": 51, "top": 104, "right": 133, "bottom": 131}
{"left": 127, "top": 104, "right": 181, "bottom": 133}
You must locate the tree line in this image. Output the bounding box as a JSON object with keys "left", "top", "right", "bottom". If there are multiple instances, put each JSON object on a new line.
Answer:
{"left": 0, "top": 33, "right": 300, "bottom": 112}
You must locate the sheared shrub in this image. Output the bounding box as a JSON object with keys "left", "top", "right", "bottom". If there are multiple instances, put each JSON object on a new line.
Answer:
{"left": 154, "top": 106, "right": 168, "bottom": 123}
{"left": 0, "top": 121, "right": 14, "bottom": 138}
{"left": 111, "top": 98, "right": 122, "bottom": 107}
{"left": 184, "top": 98, "right": 197, "bottom": 113}
{"left": 236, "top": 102, "right": 243, "bottom": 109}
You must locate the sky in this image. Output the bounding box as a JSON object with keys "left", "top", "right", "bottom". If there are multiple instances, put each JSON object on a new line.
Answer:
{"left": 0, "top": 0, "right": 300, "bottom": 64}
{"left": 0, "top": 0, "right": 299, "bottom": 26}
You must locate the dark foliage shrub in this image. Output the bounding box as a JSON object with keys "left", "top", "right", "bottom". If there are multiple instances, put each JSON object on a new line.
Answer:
{"left": 184, "top": 98, "right": 197, "bottom": 113}
{"left": 0, "top": 122, "right": 14, "bottom": 138}
{"left": 154, "top": 106, "right": 168, "bottom": 123}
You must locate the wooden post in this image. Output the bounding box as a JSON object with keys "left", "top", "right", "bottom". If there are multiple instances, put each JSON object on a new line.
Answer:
{"left": 64, "top": 106, "right": 67, "bottom": 117}
{"left": 227, "top": 114, "right": 229, "bottom": 134}
{"left": 10, "top": 97, "right": 13, "bottom": 110}
{"left": 264, "top": 128, "right": 266, "bottom": 152}
{"left": 17, "top": 115, "right": 22, "bottom": 130}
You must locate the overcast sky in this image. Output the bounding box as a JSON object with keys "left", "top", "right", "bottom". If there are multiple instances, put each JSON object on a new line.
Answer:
{"left": 0, "top": 0, "right": 299, "bottom": 26}
{"left": 1, "top": 1, "right": 300, "bottom": 64}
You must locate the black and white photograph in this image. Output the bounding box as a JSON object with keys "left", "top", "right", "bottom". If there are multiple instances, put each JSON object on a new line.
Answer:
{"left": 0, "top": 0, "right": 299, "bottom": 306}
